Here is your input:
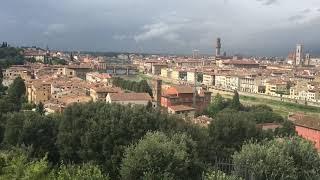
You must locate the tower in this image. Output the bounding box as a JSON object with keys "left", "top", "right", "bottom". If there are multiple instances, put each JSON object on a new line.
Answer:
{"left": 45, "top": 45, "right": 51, "bottom": 64}
{"left": 216, "top": 38, "right": 221, "bottom": 57}
{"left": 152, "top": 79, "right": 162, "bottom": 105}
{"left": 192, "top": 49, "right": 200, "bottom": 59}
{"left": 295, "top": 44, "right": 303, "bottom": 66}
{"left": 305, "top": 53, "right": 310, "bottom": 66}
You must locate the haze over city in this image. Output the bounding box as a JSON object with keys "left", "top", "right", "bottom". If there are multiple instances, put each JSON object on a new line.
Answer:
{"left": 1, "top": 0, "right": 320, "bottom": 56}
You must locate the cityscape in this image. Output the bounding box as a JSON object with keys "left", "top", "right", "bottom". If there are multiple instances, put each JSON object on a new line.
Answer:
{"left": 1, "top": 0, "right": 320, "bottom": 179}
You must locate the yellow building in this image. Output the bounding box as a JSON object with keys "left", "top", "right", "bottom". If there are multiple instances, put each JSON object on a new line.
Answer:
{"left": 265, "top": 79, "right": 288, "bottom": 96}
{"left": 161, "top": 68, "right": 168, "bottom": 78}
{"left": 27, "top": 81, "right": 51, "bottom": 104}
{"left": 203, "top": 73, "right": 215, "bottom": 87}
{"left": 171, "top": 69, "right": 187, "bottom": 81}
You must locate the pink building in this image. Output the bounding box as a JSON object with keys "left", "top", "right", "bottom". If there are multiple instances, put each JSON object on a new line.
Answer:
{"left": 289, "top": 113, "right": 320, "bottom": 151}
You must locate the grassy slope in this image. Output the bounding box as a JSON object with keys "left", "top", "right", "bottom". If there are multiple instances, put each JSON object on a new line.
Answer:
{"left": 222, "top": 94, "right": 320, "bottom": 118}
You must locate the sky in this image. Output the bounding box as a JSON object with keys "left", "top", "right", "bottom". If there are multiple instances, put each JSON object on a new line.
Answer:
{"left": 1, "top": 0, "right": 320, "bottom": 56}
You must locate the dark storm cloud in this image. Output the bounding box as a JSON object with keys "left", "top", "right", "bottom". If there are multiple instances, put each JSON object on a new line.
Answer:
{"left": 0, "top": 0, "right": 320, "bottom": 56}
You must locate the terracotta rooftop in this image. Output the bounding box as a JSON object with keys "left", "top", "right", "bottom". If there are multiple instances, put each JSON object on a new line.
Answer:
{"left": 108, "top": 93, "right": 152, "bottom": 101}
{"left": 91, "top": 86, "right": 122, "bottom": 93}
{"left": 288, "top": 113, "right": 320, "bottom": 131}
{"left": 172, "top": 85, "right": 194, "bottom": 94}
{"left": 222, "top": 60, "right": 258, "bottom": 65}
{"left": 168, "top": 105, "right": 195, "bottom": 112}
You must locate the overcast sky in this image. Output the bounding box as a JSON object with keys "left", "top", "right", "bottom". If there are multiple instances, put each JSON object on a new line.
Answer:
{"left": 1, "top": 0, "right": 320, "bottom": 56}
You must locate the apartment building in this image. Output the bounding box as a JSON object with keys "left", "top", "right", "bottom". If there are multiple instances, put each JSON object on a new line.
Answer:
{"left": 2, "top": 66, "right": 33, "bottom": 86}
{"left": 160, "top": 68, "right": 172, "bottom": 79}
{"left": 171, "top": 68, "right": 187, "bottom": 81}
{"left": 161, "top": 85, "right": 211, "bottom": 113}
{"left": 215, "top": 74, "right": 240, "bottom": 90}
{"left": 90, "top": 86, "right": 122, "bottom": 102}
{"left": 239, "top": 75, "right": 266, "bottom": 93}
{"left": 203, "top": 72, "right": 215, "bottom": 87}
{"left": 265, "top": 79, "right": 288, "bottom": 96}
{"left": 86, "top": 72, "right": 112, "bottom": 84}
{"left": 187, "top": 71, "right": 196, "bottom": 83}
{"left": 175, "top": 60, "right": 203, "bottom": 67}
{"left": 216, "top": 60, "right": 259, "bottom": 68}
{"left": 290, "top": 81, "right": 320, "bottom": 101}
{"left": 151, "top": 64, "right": 168, "bottom": 75}
{"left": 27, "top": 81, "right": 51, "bottom": 104}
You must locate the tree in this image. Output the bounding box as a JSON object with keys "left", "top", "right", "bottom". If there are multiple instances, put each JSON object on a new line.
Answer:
{"left": 231, "top": 90, "right": 241, "bottom": 110}
{"left": 0, "top": 114, "right": 7, "bottom": 144}
{"left": 112, "top": 77, "right": 153, "bottom": 97}
{"left": 1, "top": 42, "right": 8, "bottom": 48}
{"left": 54, "top": 163, "right": 109, "bottom": 180}
{"left": 56, "top": 102, "right": 194, "bottom": 178}
{"left": 233, "top": 137, "right": 320, "bottom": 180}
{"left": 0, "top": 96, "right": 16, "bottom": 114}
{"left": 0, "top": 149, "right": 109, "bottom": 179}
{"left": 36, "top": 102, "right": 46, "bottom": 115}
{"left": 2, "top": 112, "right": 59, "bottom": 163}
{"left": 203, "top": 170, "right": 241, "bottom": 180}
{"left": 197, "top": 73, "right": 203, "bottom": 83}
{"left": 0, "top": 66, "right": 3, "bottom": 79}
{"left": 0, "top": 149, "right": 50, "bottom": 180}
{"left": 206, "top": 93, "right": 227, "bottom": 118}
{"left": 7, "top": 77, "right": 26, "bottom": 110}
{"left": 21, "top": 103, "right": 36, "bottom": 110}
{"left": 208, "top": 110, "right": 259, "bottom": 160}
{"left": 3, "top": 112, "right": 25, "bottom": 146}
{"left": 120, "top": 132, "right": 204, "bottom": 180}
{"left": 274, "top": 120, "right": 296, "bottom": 137}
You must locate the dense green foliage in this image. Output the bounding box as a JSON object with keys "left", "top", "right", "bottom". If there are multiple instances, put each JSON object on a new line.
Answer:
{"left": 53, "top": 163, "right": 109, "bottom": 180}
{"left": 208, "top": 109, "right": 260, "bottom": 159}
{"left": 0, "top": 77, "right": 26, "bottom": 113}
{"left": 0, "top": 150, "right": 50, "bottom": 179}
{"left": 35, "top": 102, "right": 46, "bottom": 115}
{"left": 56, "top": 102, "right": 200, "bottom": 178}
{"left": 203, "top": 170, "right": 241, "bottom": 180}
{"left": 231, "top": 90, "right": 241, "bottom": 110}
{"left": 0, "top": 88, "right": 317, "bottom": 179}
{"left": 2, "top": 111, "right": 59, "bottom": 162}
{"left": 233, "top": 137, "right": 320, "bottom": 180}
{"left": 205, "top": 93, "right": 230, "bottom": 117}
{"left": 120, "top": 132, "right": 204, "bottom": 180}
{"left": 112, "top": 77, "right": 153, "bottom": 97}
{"left": 0, "top": 46, "right": 24, "bottom": 68}
{"left": 0, "top": 149, "right": 109, "bottom": 179}
{"left": 51, "top": 57, "right": 68, "bottom": 65}
{"left": 206, "top": 92, "right": 295, "bottom": 136}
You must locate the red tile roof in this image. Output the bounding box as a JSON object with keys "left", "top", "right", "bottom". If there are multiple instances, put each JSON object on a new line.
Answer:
{"left": 288, "top": 113, "right": 320, "bottom": 131}
{"left": 108, "top": 93, "right": 152, "bottom": 101}
{"left": 168, "top": 105, "right": 195, "bottom": 112}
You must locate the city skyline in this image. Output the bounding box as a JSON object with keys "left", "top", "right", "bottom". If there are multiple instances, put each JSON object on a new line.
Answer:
{"left": 1, "top": 0, "right": 320, "bottom": 56}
